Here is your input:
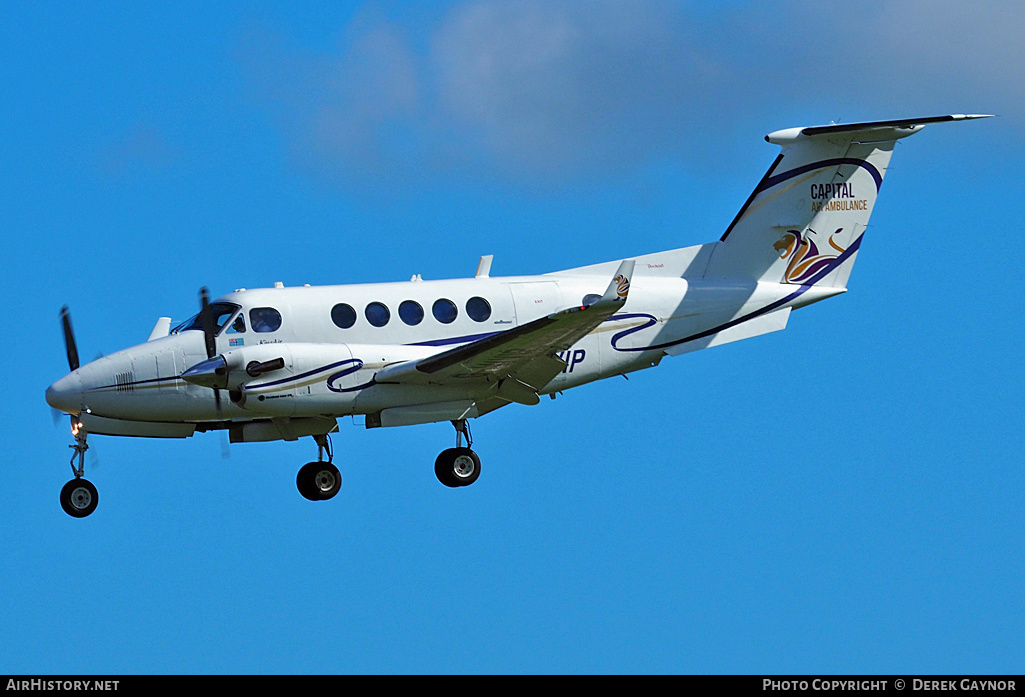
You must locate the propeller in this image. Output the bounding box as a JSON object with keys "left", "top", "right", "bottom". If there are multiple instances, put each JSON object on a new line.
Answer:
{"left": 199, "top": 287, "right": 234, "bottom": 460}
{"left": 52, "top": 305, "right": 80, "bottom": 424}
{"left": 198, "top": 287, "right": 223, "bottom": 418}
{"left": 60, "top": 305, "right": 79, "bottom": 372}
{"left": 199, "top": 287, "right": 217, "bottom": 362}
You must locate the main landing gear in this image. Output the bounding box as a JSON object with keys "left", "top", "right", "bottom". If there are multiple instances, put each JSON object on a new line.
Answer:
{"left": 295, "top": 420, "right": 482, "bottom": 501}
{"left": 296, "top": 433, "right": 341, "bottom": 501}
{"left": 435, "top": 419, "right": 481, "bottom": 488}
{"left": 60, "top": 416, "right": 98, "bottom": 518}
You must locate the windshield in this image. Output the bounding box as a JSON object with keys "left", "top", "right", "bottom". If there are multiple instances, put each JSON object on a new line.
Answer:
{"left": 171, "top": 303, "right": 240, "bottom": 335}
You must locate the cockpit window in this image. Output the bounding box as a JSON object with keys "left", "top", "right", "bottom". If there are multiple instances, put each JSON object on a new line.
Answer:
{"left": 250, "top": 307, "right": 282, "bottom": 333}
{"left": 171, "top": 303, "right": 240, "bottom": 335}
{"left": 226, "top": 314, "right": 246, "bottom": 334}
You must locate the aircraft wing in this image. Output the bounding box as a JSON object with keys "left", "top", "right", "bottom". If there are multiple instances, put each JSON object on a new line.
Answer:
{"left": 374, "top": 260, "right": 635, "bottom": 404}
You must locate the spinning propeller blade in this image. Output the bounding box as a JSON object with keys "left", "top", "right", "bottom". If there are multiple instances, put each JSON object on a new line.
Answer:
{"left": 198, "top": 287, "right": 223, "bottom": 416}
{"left": 60, "top": 305, "right": 79, "bottom": 372}
{"left": 199, "top": 287, "right": 216, "bottom": 360}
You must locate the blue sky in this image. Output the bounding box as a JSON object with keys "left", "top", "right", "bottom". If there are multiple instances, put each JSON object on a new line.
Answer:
{"left": 3, "top": 0, "right": 1023, "bottom": 674}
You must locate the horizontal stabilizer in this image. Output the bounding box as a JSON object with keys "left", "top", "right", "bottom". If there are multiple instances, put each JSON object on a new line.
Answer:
{"left": 767, "top": 114, "right": 993, "bottom": 145}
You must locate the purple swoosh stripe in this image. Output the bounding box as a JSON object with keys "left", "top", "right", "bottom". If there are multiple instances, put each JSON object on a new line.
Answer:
{"left": 790, "top": 257, "right": 835, "bottom": 284}
{"left": 758, "top": 158, "right": 883, "bottom": 194}
{"left": 612, "top": 234, "right": 864, "bottom": 352}
{"left": 248, "top": 360, "right": 353, "bottom": 390}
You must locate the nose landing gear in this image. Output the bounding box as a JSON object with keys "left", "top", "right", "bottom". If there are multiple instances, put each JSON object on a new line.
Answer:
{"left": 296, "top": 434, "right": 341, "bottom": 501}
{"left": 60, "top": 416, "right": 98, "bottom": 518}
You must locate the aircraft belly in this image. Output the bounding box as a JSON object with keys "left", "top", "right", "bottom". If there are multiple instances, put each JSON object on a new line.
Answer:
{"left": 79, "top": 413, "right": 196, "bottom": 438}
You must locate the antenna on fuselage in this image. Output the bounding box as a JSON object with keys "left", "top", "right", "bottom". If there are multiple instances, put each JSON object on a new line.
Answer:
{"left": 475, "top": 255, "right": 493, "bottom": 278}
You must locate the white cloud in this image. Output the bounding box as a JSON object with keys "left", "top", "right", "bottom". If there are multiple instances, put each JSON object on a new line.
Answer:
{"left": 430, "top": 1, "right": 718, "bottom": 176}
{"left": 239, "top": 0, "right": 1023, "bottom": 190}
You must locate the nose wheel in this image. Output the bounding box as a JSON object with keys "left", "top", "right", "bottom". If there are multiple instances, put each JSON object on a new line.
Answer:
{"left": 435, "top": 419, "right": 481, "bottom": 488}
{"left": 60, "top": 478, "right": 98, "bottom": 518}
{"left": 60, "top": 416, "right": 98, "bottom": 518}
{"left": 296, "top": 434, "right": 341, "bottom": 501}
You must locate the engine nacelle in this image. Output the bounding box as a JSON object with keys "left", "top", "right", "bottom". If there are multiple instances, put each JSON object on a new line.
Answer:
{"left": 237, "top": 342, "right": 446, "bottom": 418}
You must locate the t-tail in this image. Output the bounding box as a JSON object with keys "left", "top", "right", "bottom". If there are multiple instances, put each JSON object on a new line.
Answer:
{"left": 703, "top": 115, "right": 992, "bottom": 289}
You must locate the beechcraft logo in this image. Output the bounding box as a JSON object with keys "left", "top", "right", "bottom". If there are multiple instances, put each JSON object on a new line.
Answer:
{"left": 774, "top": 228, "right": 847, "bottom": 284}
{"left": 614, "top": 274, "right": 630, "bottom": 299}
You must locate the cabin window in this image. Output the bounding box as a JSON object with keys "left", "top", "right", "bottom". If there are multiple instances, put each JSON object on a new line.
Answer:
{"left": 466, "top": 296, "right": 492, "bottom": 322}
{"left": 399, "top": 300, "right": 424, "bottom": 326}
{"left": 432, "top": 298, "right": 457, "bottom": 324}
{"left": 331, "top": 303, "right": 357, "bottom": 329}
{"left": 582, "top": 294, "right": 602, "bottom": 307}
{"left": 365, "top": 302, "right": 390, "bottom": 327}
{"left": 250, "top": 307, "right": 282, "bottom": 333}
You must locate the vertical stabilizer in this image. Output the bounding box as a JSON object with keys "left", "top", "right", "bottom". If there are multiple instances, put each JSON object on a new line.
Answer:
{"left": 703, "top": 115, "right": 991, "bottom": 289}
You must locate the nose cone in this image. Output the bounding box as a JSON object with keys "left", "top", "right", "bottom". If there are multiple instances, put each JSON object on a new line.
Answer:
{"left": 46, "top": 371, "right": 84, "bottom": 414}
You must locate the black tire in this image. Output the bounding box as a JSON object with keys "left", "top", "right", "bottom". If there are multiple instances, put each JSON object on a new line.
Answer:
{"left": 296, "top": 461, "right": 341, "bottom": 501}
{"left": 60, "top": 478, "right": 98, "bottom": 518}
{"left": 435, "top": 448, "right": 481, "bottom": 488}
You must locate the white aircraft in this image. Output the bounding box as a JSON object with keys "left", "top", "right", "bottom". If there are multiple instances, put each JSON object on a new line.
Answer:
{"left": 46, "top": 114, "right": 989, "bottom": 517}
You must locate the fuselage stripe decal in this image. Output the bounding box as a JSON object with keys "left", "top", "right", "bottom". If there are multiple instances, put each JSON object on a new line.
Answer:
{"left": 247, "top": 360, "right": 353, "bottom": 390}
{"left": 611, "top": 233, "right": 864, "bottom": 352}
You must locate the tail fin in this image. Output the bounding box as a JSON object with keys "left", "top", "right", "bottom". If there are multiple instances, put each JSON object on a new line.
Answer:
{"left": 703, "top": 115, "right": 991, "bottom": 288}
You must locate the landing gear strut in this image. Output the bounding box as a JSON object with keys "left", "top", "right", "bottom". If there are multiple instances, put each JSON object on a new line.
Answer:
{"left": 296, "top": 433, "right": 341, "bottom": 501}
{"left": 435, "top": 419, "right": 481, "bottom": 488}
{"left": 60, "top": 416, "right": 98, "bottom": 518}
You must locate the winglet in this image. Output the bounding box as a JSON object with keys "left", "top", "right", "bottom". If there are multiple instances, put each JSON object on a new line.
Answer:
{"left": 596, "top": 260, "right": 634, "bottom": 307}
